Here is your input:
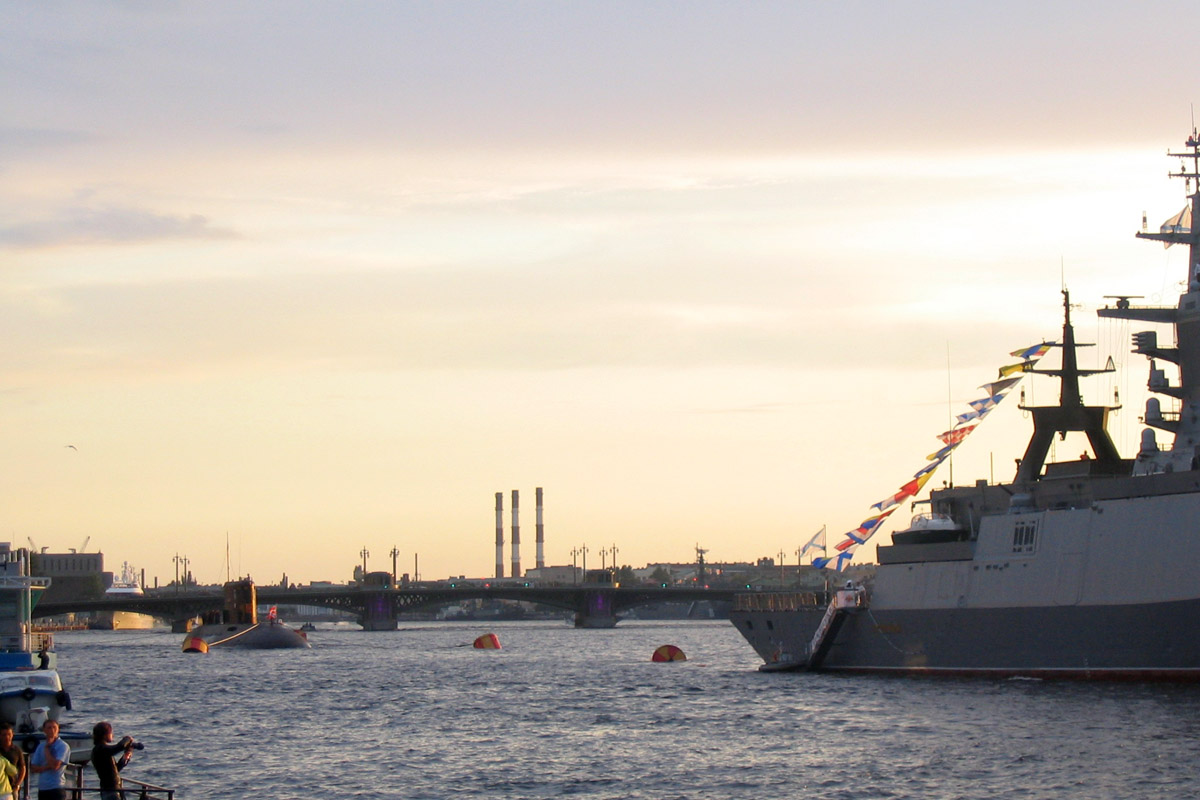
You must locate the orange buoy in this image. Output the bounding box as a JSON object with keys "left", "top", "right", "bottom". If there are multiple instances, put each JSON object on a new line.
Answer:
{"left": 652, "top": 644, "right": 686, "bottom": 662}
{"left": 182, "top": 636, "right": 209, "bottom": 654}
{"left": 473, "top": 633, "right": 501, "bottom": 650}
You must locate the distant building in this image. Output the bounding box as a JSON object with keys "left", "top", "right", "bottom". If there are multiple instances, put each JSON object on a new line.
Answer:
{"left": 523, "top": 565, "right": 578, "bottom": 584}
{"left": 33, "top": 551, "right": 103, "bottom": 576}
{"left": 29, "top": 549, "right": 107, "bottom": 603}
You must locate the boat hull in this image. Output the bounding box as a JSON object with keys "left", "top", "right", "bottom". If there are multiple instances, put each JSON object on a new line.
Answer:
{"left": 734, "top": 457, "right": 1200, "bottom": 680}
{"left": 89, "top": 611, "right": 156, "bottom": 631}
{"left": 732, "top": 596, "right": 1200, "bottom": 679}
{"left": 0, "top": 671, "right": 71, "bottom": 729}
{"left": 185, "top": 621, "right": 310, "bottom": 649}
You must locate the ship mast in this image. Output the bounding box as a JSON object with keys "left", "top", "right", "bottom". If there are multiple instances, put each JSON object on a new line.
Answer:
{"left": 1015, "top": 289, "right": 1121, "bottom": 484}
{"left": 1099, "top": 130, "right": 1200, "bottom": 474}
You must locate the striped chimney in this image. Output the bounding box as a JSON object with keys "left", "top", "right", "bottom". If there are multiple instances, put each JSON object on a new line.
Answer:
{"left": 494, "top": 492, "right": 504, "bottom": 579}
{"left": 511, "top": 489, "right": 521, "bottom": 578}
{"left": 535, "top": 487, "right": 545, "bottom": 569}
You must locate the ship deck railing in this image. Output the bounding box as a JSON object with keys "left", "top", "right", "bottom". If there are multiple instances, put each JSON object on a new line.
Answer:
{"left": 0, "top": 631, "right": 54, "bottom": 657}
{"left": 732, "top": 591, "right": 827, "bottom": 612}
{"left": 16, "top": 764, "right": 174, "bottom": 799}
{"left": 0, "top": 577, "right": 51, "bottom": 590}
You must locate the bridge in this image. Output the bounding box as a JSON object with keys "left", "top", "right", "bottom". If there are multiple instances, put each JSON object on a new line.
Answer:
{"left": 32, "top": 584, "right": 736, "bottom": 631}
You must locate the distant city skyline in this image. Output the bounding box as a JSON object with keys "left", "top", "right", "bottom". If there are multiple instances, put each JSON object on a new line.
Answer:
{"left": 2, "top": 2, "right": 1194, "bottom": 583}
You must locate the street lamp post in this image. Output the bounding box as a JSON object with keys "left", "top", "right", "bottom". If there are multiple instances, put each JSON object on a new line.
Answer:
{"left": 360, "top": 547, "right": 370, "bottom": 577}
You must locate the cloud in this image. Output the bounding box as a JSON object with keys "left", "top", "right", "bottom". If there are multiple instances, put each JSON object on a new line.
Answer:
{"left": 0, "top": 127, "right": 98, "bottom": 153}
{"left": 1, "top": 3, "right": 1188, "bottom": 159}
{"left": 0, "top": 205, "right": 237, "bottom": 249}
{"left": 0, "top": 259, "right": 1039, "bottom": 391}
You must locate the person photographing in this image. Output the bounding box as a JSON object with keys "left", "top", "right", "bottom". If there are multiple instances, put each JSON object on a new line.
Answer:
{"left": 91, "top": 722, "right": 139, "bottom": 800}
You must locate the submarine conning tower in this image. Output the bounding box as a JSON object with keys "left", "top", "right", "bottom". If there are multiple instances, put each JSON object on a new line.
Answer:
{"left": 1099, "top": 129, "right": 1200, "bottom": 475}
{"left": 222, "top": 578, "right": 257, "bottom": 625}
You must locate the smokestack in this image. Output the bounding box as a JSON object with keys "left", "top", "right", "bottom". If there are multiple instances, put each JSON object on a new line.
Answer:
{"left": 511, "top": 489, "right": 521, "bottom": 578}
{"left": 536, "top": 487, "right": 545, "bottom": 569}
{"left": 494, "top": 492, "right": 504, "bottom": 579}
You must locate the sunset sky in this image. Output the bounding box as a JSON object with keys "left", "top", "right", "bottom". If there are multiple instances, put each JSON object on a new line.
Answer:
{"left": 2, "top": 2, "right": 1196, "bottom": 586}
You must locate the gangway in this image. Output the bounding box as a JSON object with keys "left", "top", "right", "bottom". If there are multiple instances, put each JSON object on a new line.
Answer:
{"left": 806, "top": 586, "right": 863, "bottom": 668}
{"left": 759, "top": 586, "right": 864, "bottom": 672}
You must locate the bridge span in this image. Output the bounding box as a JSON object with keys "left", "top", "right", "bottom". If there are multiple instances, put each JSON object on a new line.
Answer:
{"left": 33, "top": 585, "right": 736, "bottom": 631}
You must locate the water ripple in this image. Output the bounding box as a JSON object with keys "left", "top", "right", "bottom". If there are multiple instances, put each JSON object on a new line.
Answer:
{"left": 49, "top": 621, "right": 1200, "bottom": 799}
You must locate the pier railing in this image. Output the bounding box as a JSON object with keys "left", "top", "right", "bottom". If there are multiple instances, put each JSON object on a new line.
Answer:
{"left": 17, "top": 765, "right": 174, "bottom": 800}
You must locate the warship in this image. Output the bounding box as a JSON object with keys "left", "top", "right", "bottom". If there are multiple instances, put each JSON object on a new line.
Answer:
{"left": 732, "top": 130, "right": 1200, "bottom": 679}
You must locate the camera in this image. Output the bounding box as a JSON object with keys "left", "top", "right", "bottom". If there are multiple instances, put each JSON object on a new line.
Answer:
{"left": 131, "top": 742, "right": 144, "bottom": 751}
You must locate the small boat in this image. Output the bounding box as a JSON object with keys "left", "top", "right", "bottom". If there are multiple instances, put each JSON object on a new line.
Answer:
{"left": 299, "top": 622, "right": 316, "bottom": 632}
{"left": 0, "top": 550, "right": 91, "bottom": 759}
{"left": 182, "top": 579, "right": 310, "bottom": 651}
{"left": 0, "top": 670, "right": 70, "bottom": 732}
{"left": 0, "top": 560, "right": 70, "bottom": 731}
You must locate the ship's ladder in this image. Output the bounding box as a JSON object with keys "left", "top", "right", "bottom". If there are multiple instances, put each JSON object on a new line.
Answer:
{"left": 806, "top": 587, "right": 864, "bottom": 669}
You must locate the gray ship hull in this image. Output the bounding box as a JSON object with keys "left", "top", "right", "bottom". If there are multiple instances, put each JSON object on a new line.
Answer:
{"left": 732, "top": 597, "right": 1200, "bottom": 679}
{"left": 186, "top": 620, "right": 310, "bottom": 649}
{"left": 732, "top": 489, "right": 1200, "bottom": 679}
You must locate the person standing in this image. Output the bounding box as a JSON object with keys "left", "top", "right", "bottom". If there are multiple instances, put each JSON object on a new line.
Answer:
{"left": 29, "top": 719, "right": 68, "bottom": 800}
{"left": 0, "top": 723, "right": 26, "bottom": 800}
{"left": 90, "top": 722, "right": 134, "bottom": 800}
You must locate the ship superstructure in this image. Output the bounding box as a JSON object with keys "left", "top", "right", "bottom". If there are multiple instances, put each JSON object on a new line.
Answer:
{"left": 1108, "top": 130, "right": 1200, "bottom": 475}
{"left": 731, "top": 131, "right": 1200, "bottom": 678}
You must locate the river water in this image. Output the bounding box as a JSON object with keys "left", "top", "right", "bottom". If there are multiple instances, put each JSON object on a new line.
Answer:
{"left": 51, "top": 620, "right": 1200, "bottom": 799}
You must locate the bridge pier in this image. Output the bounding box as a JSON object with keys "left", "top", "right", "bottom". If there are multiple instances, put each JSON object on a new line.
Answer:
{"left": 358, "top": 591, "right": 398, "bottom": 631}
{"left": 573, "top": 590, "right": 617, "bottom": 628}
